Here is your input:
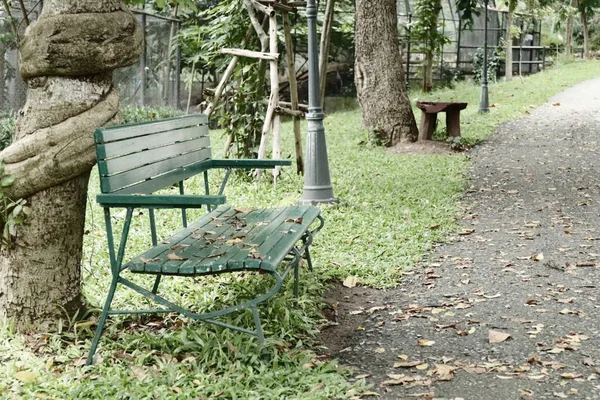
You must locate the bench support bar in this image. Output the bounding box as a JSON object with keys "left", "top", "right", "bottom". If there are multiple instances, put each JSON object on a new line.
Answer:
{"left": 85, "top": 213, "right": 324, "bottom": 366}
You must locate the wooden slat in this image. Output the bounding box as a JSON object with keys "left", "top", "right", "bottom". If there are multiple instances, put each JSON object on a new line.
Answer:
{"left": 254, "top": 207, "right": 320, "bottom": 268}
{"left": 106, "top": 160, "right": 212, "bottom": 195}
{"left": 99, "top": 137, "right": 211, "bottom": 176}
{"left": 96, "top": 194, "right": 225, "bottom": 208}
{"left": 96, "top": 114, "right": 208, "bottom": 143}
{"left": 225, "top": 207, "right": 295, "bottom": 271}
{"left": 97, "top": 126, "right": 210, "bottom": 160}
{"left": 126, "top": 205, "right": 232, "bottom": 273}
{"left": 101, "top": 150, "right": 212, "bottom": 193}
{"left": 193, "top": 208, "right": 276, "bottom": 274}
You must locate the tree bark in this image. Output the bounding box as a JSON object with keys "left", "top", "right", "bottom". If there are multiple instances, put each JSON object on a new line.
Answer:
{"left": 355, "top": 0, "right": 418, "bottom": 145}
{"left": 0, "top": 0, "right": 142, "bottom": 328}
{"left": 581, "top": 10, "right": 589, "bottom": 59}
{"left": 504, "top": 12, "right": 513, "bottom": 80}
{"left": 565, "top": 0, "right": 577, "bottom": 56}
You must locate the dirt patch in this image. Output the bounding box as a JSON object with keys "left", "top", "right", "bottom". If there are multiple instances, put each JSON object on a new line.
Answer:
{"left": 317, "top": 281, "right": 386, "bottom": 356}
{"left": 387, "top": 140, "right": 457, "bottom": 155}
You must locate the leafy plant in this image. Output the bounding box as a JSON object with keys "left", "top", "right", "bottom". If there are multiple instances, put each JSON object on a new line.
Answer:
{"left": 473, "top": 47, "right": 502, "bottom": 84}
{"left": 120, "top": 105, "right": 183, "bottom": 124}
{"left": 0, "top": 160, "right": 29, "bottom": 246}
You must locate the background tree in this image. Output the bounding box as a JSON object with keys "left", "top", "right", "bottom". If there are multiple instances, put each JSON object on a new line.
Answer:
{"left": 354, "top": 0, "right": 418, "bottom": 146}
{"left": 412, "top": 0, "right": 449, "bottom": 92}
{"left": 0, "top": 0, "right": 143, "bottom": 328}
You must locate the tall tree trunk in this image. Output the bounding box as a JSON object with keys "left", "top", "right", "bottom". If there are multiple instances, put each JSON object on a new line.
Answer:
{"left": 0, "top": 0, "right": 142, "bottom": 328}
{"left": 504, "top": 12, "right": 513, "bottom": 80}
{"left": 565, "top": 0, "right": 577, "bottom": 56}
{"left": 581, "top": 11, "right": 589, "bottom": 59}
{"left": 355, "top": 0, "right": 418, "bottom": 145}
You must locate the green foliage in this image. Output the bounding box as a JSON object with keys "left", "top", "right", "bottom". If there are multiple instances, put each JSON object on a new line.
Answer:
{"left": 472, "top": 47, "right": 502, "bottom": 84}
{"left": 0, "top": 113, "right": 15, "bottom": 151}
{"left": 0, "top": 160, "right": 29, "bottom": 247}
{"left": 120, "top": 105, "right": 183, "bottom": 124}
{"left": 411, "top": 0, "right": 450, "bottom": 55}
{"left": 456, "top": 0, "right": 480, "bottom": 29}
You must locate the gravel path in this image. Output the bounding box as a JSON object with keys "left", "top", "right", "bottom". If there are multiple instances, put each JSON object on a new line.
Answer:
{"left": 320, "top": 78, "right": 600, "bottom": 399}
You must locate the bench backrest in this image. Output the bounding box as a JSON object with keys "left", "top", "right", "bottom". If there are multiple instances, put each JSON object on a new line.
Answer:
{"left": 95, "top": 114, "right": 212, "bottom": 195}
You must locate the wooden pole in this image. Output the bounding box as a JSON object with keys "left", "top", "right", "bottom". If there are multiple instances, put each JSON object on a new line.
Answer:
{"left": 257, "top": 14, "right": 280, "bottom": 179}
{"left": 319, "top": 0, "right": 336, "bottom": 105}
{"left": 282, "top": 5, "right": 304, "bottom": 174}
{"left": 219, "top": 48, "right": 278, "bottom": 61}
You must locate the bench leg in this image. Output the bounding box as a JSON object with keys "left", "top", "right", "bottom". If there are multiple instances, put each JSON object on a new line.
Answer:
{"left": 86, "top": 275, "right": 120, "bottom": 366}
{"left": 151, "top": 275, "right": 162, "bottom": 294}
{"left": 294, "top": 262, "right": 300, "bottom": 298}
{"left": 446, "top": 110, "right": 461, "bottom": 137}
{"left": 419, "top": 112, "right": 437, "bottom": 141}
{"left": 304, "top": 248, "right": 313, "bottom": 272}
{"left": 251, "top": 306, "right": 265, "bottom": 344}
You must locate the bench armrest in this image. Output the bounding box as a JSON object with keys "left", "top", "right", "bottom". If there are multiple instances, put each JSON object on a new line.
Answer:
{"left": 97, "top": 194, "right": 226, "bottom": 208}
{"left": 210, "top": 159, "right": 292, "bottom": 169}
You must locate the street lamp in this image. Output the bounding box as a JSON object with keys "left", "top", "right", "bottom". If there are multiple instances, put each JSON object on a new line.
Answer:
{"left": 299, "top": 0, "right": 337, "bottom": 205}
{"left": 478, "top": 0, "right": 490, "bottom": 113}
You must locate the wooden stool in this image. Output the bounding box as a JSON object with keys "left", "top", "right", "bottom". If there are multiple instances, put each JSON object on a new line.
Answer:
{"left": 416, "top": 101, "right": 468, "bottom": 141}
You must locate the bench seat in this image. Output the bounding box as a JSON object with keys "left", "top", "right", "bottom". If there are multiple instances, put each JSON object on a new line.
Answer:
{"left": 125, "top": 205, "right": 322, "bottom": 276}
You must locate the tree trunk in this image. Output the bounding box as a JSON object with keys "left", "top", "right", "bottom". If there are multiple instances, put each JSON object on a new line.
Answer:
{"left": 565, "top": 0, "right": 577, "bottom": 56}
{"left": 355, "top": 0, "right": 418, "bottom": 145}
{"left": 0, "top": 0, "right": 142, "bottom": 328}
{"left": 581, "top": 11, "right": 589, "bottom": 59}
{"left": 504, "top": 12, "right": 513, "bottom": 80}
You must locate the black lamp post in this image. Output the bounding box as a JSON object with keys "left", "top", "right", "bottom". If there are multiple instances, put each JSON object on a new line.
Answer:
{"left": 299, "top": 0, "right": 336, "bottom": 205}
{"left": 478, "top": 0, "right": 490, "bottom": 113}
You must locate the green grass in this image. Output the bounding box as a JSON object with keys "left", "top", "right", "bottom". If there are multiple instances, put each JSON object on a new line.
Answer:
{"left": 1, "top": 60, "right": 599, "bottom": 399}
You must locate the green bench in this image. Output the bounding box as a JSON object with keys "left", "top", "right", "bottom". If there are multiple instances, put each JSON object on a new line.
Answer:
{"left": 86, "top": 114, "right": 324, "bottom": 365}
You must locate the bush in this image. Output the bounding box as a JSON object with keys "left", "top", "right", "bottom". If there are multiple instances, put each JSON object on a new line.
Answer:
{"left": 0, "top": 113, "right": 15, "bottom": 151}
{"left": 120, "top": 105, "right": 183, "bottom": 124}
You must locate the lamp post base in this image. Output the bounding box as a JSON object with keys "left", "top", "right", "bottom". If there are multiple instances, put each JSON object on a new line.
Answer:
{"left": 478, "top": 83, "right": 489, "bottom": 113}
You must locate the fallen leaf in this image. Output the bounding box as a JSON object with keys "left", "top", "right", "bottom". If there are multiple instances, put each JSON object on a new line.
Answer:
{"left": 531, "top": 253, "right": 544, "bottom": 261}
{"left": 417, "top": 339, "right": 435, "bottom": 347}
{"left": 434, "top": 364, "right": 456, "bottom": 381}
{"left": 557, "top": 298, "right": 575, "bottom": 304}
{"left": 553, "top": 393, "right": 568, "bottom": 399}
{"left": 393, "top": 360, "right": 423, "bottom": 368}
{"left": 167, "top": 253, "right": 187, "bottom": 261}
{"left": 343, "top": 276, "right": 358, "bottom": 288}
{"left": 489, "top": 330, "right": 511, "bottom": 343}
{"left": 458, "top": 229, "right": 475, "bottom": 236}
{"left": 483, "top": 293, "right": 502, "bottom": 299}
{"left": 374, "top": 348, "right": 385, "bottom": 354}
{"left": 234, "top": 208, "right": 253, "bottom": 214}
{"left": 560, "top": 372, "right": 582, "bottom": 379}
{"left": 140, "top": 257, "right": 160, "bottom": 263}
{"left": 14, "top": 371, "right": 37, "bottom": 383}
{"left": 415, "top": 363, "right": 429, "bottom": 370}
{"left": 130, "top": 366, "right": 147, "bottom": 380}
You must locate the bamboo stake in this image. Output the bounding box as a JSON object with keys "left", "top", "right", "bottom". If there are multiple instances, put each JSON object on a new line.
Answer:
{"left": 256, "top": 14, "right": 280, "bottom": 179}
{"left": 220, "top": 48, "right": 278, "bottom": 61}
{"left": 275, "top": 106, "right": 305, "bottom": 117}
{"left": 206, "top": 24, "right": 254, "bottom": 117}
{"left": 244, "top": 0, "right": 269, "bottom": 47}
{"left": 282, "top": 6, "right": 304, "bottom": 174}
{"left": 249, "top": 0, "right": 276, "bottom": 16}
{"left": 319, "top": 0, "right": 336, "bottom": 105}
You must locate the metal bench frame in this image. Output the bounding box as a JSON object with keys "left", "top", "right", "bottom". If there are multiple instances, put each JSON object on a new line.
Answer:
{"left": 86, "top": 114, "right": 322, "bottom": 365}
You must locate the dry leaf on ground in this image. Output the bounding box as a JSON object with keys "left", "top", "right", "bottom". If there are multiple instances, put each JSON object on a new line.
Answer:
{"left": 489, "top": 330, "right": 511, "bottom": 343}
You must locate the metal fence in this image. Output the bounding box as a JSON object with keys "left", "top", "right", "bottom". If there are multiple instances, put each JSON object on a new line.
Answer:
{"left": 0, "top": 7, "right": 181, "bottom": 115}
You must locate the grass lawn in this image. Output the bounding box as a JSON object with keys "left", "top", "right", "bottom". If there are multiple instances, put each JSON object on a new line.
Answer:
{"left": 1, "top": 60, "right": 599, "bottom": 399}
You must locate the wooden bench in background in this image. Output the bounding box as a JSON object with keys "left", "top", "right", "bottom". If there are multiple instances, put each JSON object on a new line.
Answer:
{"left": 86, "top": 114, "right": 324, "bottom": 365}
{"left": 416, "top": 101, "right": 468, "bottom": 141}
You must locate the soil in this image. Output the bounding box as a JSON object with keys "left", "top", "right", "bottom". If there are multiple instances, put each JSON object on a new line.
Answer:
{"left": 317, "top": 78, "right": 600, "bottom": 400}
{"left": 388, "top": 140, "right": 457, "bottom": 155}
